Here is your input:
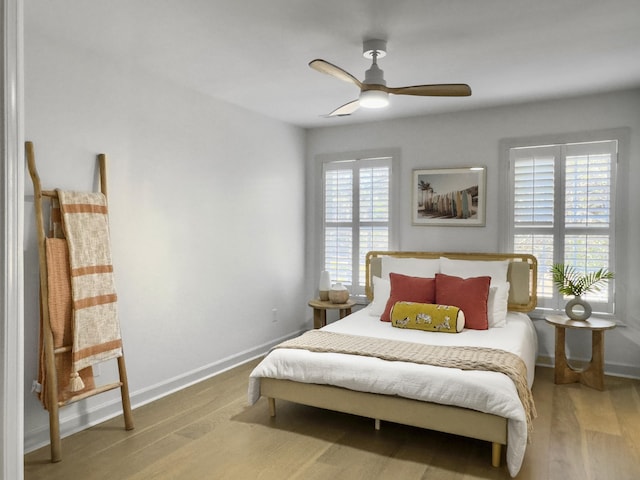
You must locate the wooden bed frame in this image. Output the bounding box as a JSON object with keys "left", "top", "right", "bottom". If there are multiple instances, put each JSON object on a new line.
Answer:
{"left": 262, "top": 251, "right": 537, "bottom": 468}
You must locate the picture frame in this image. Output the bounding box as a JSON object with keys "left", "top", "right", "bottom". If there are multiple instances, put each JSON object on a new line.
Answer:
{"left": 412, "top": 167, "right": 486, "bottom": 226}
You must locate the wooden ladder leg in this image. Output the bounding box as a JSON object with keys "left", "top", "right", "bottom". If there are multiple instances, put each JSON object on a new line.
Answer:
{"left": 43, "top": 320, "right": 62, "bottom": 462}
{"left": 117, "top": 355, "right": 135, "bottom": 430}
{"left": 98, "top": 152, "right": 134, "bottom": 430}
{"left": 48, "top": 406, "right": 62, "bottom": 462}
{"left": 27, "top": 141, "right": 63, "bottom": 462}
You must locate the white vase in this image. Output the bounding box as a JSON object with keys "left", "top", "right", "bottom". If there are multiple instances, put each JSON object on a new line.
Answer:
{"left": 565, "top": 296, "right": 592, "bottom": 321}
{"left": 329, "top": 283, "right": 350, "bottom": 304}
{"left": 319, "top": 271, "right": 331, "bottom": 301}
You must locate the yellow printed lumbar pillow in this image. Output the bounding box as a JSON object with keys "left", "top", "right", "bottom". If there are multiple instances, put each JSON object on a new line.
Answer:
{"left": 390, "top": 302, "right": 465, "bottom": 333}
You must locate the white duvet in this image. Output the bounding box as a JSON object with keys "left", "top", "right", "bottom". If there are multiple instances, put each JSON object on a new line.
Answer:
{"left": 248, "top": 307, "right": 537, "bottom": 477}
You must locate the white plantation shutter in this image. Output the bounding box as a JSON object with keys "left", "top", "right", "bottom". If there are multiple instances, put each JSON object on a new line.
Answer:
{"left": 565, "top": 149, "right": 612, "bottom": 228}
{"left": 509, "top": 140, "right": 617, "bottom": 313}
{"left": 511, "top": 146, "right": 557, "bottom": 301}
{"left": 323, "top": 157, "right": 392, "bottom": 295}
{"left": 358, "top": 165, "right": 390, "bottom": 285}
{"left": 513, "top": 149, "right": 555, "bottom": 227}
{"left": 324, "top": 168, "right": 353, "bottom": 284}
{"left": 563, "top": 141, "right": 615, "bottom": 305}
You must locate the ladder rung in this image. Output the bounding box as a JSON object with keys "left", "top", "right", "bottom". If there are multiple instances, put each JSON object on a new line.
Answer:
{"left": 58, "top": 381, "right": 123, "bottom": 407}
{"left": 54, "top": 345, "right": 71, "bottom": 354}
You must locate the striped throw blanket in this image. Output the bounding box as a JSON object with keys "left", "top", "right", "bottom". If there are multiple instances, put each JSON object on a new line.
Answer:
{"left": 38, "top": 238, "right": 96, "bottom": 409}
{"left": 275, "top": 330, "right": 536, "bottom": 435}
{"left": 57, "top": 190, "right": 122, "bottom": 392}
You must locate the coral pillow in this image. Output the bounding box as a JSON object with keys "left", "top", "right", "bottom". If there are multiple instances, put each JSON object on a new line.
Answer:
{"left": 380, "top": 273, "right": 436, "bottom": 322}
{"left": 435, "top": 273, "right": 491, "bottom": 330}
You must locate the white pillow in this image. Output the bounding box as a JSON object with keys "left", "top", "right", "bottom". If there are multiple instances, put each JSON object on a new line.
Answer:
{"left": 381, "top": 257, "right": 440, "bottom": 280}
{"left": 439, "top": 257, "right": 510, "bottom": 286}
{"left": 368, "top": 276, "right": 391, "bottom": 316}
{"left": 487, "top": 282, "right": 510, "bottom": 327}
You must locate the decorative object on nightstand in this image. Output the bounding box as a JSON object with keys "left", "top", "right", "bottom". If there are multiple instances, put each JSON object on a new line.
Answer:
{"left": 318, "top": 271, "right": 331, "bottom": 301}
{"left": 545, "top": 314, "right": 616, "bottom": 390}
{"left": 308, "top": 298, "right": 356, "bottom": 329}
{"left": 563, "top": 296, "right": 592, "bottom": 321}
{"left": 328, "top": 283, "right": 350, "bottom": 304}
{"left": 551, "top": 263, "right": 614, "bottom": 320}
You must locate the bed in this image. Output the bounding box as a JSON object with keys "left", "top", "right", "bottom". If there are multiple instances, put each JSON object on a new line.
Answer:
{"left": 248, "top": 251, "right": 537, "bottom": 477}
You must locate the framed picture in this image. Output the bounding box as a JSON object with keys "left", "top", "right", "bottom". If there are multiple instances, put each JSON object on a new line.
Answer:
{"left": 412, "top": 167, "right": 486, "bottom": 226}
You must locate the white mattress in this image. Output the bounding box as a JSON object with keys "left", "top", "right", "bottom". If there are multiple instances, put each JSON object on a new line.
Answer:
{"left": 248, "top": 306, "right": 538, "bottom": 477}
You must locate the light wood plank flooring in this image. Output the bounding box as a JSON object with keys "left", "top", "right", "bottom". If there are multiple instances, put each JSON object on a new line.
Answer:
{"left": 25, "top": 360, "right": 640, "bottom": 479}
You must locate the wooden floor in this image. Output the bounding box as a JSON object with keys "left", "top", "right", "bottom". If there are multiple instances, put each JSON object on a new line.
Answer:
{"left": 25, "top": 360, "right": 640, "bottom": 480}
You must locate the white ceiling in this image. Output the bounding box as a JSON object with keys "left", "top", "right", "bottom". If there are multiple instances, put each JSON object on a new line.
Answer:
{"left": 27, "top": 0, "right": 640, "bottom": 128}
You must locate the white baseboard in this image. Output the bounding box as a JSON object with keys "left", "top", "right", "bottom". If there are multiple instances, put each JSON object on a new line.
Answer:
{"left": 24, "top": 329, "right": 305, "bottom": 454}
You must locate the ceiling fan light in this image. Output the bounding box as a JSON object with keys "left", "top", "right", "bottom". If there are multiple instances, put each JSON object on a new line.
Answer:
{"left": 359, "top": 89, "right": 389, "bottom": 109}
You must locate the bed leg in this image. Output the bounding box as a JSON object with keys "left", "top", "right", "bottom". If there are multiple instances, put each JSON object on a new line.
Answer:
{"left": 374, "top": 418, "right": 381, "bottom": 430}
{"left": 268, "top": 397, "right": 276, "bottom": 417}
{"left": 491, "top": 442, "right": 502, "bottom": 467}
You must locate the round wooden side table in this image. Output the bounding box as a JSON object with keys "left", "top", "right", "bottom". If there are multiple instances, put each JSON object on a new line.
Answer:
{"left": 308, "top": 299, "right": 356, "bottom": 329}
{"left": 545, "top": 314, "right": 616, "bottom": 390}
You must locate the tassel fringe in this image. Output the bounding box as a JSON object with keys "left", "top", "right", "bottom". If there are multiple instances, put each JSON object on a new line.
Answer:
{"left": 70, "top": 372, "right": 85, "bottom": 392}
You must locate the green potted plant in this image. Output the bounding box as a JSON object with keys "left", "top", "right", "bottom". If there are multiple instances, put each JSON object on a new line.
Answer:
{"left": 551, "top": 263, "right": 614, "bottom": 320}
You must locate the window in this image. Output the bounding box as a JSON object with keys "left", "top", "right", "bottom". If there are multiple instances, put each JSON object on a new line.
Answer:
{"left": 506, "top": 139, "right": 617, "bottom": 314}
{"left": 323, "top": 155, "right": 393, "bottom": 296}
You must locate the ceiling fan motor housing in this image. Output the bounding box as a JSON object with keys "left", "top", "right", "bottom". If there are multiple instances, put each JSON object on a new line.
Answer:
{"left": 361, "top": 39, "right": 389, "bottom": 107}
{"left": 364, "top": 62, "right": 386, "bottom": 86}
{"left": 362, "top": 39, "right": 387, "bottom": 87}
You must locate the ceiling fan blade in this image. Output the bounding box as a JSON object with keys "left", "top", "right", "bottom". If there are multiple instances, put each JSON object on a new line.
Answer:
{"left": 309, "top": 59, "right": 362, "bottom": 88}
{"left": 326, "top": 99, "right": 360, "bottom": 117}
{"left": 386, "top": 84, "right": 472, "bottom": 97}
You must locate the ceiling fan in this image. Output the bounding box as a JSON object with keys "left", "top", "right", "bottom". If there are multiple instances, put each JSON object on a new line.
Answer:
{"left": 309, "top": 39, "right": 472, "bottom": 117}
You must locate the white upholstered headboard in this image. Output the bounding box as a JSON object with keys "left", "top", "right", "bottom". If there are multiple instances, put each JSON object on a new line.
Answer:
{"left": 365, "top": 251, "right": 537, "bottom": 312}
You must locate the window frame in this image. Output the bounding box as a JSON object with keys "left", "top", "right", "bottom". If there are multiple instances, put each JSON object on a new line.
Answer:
{"left": 318, "top": 150, "right": 399, "bottom": 298}
{"left": 499, "top": 129, "right": 629, "bottom": 321}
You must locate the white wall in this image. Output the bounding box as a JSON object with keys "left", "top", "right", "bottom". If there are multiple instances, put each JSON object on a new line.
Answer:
{"left": 23, "top": 21, "right": 307, "bottom": 451}
{"left": 306, "top": 89, "right": 640, "bottom": 378}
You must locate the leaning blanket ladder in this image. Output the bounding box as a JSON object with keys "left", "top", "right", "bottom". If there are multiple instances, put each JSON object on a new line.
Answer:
{"left": 26, "top": 141, "right": 134, "bottom": 462}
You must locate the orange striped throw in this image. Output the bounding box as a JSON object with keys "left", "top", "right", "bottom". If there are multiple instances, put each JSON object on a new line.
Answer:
{"left": 57, "top": 190, "right": 122, "bottom": 391}
{"left": 38, "top": 238, "right": 95, "bottom": 409}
